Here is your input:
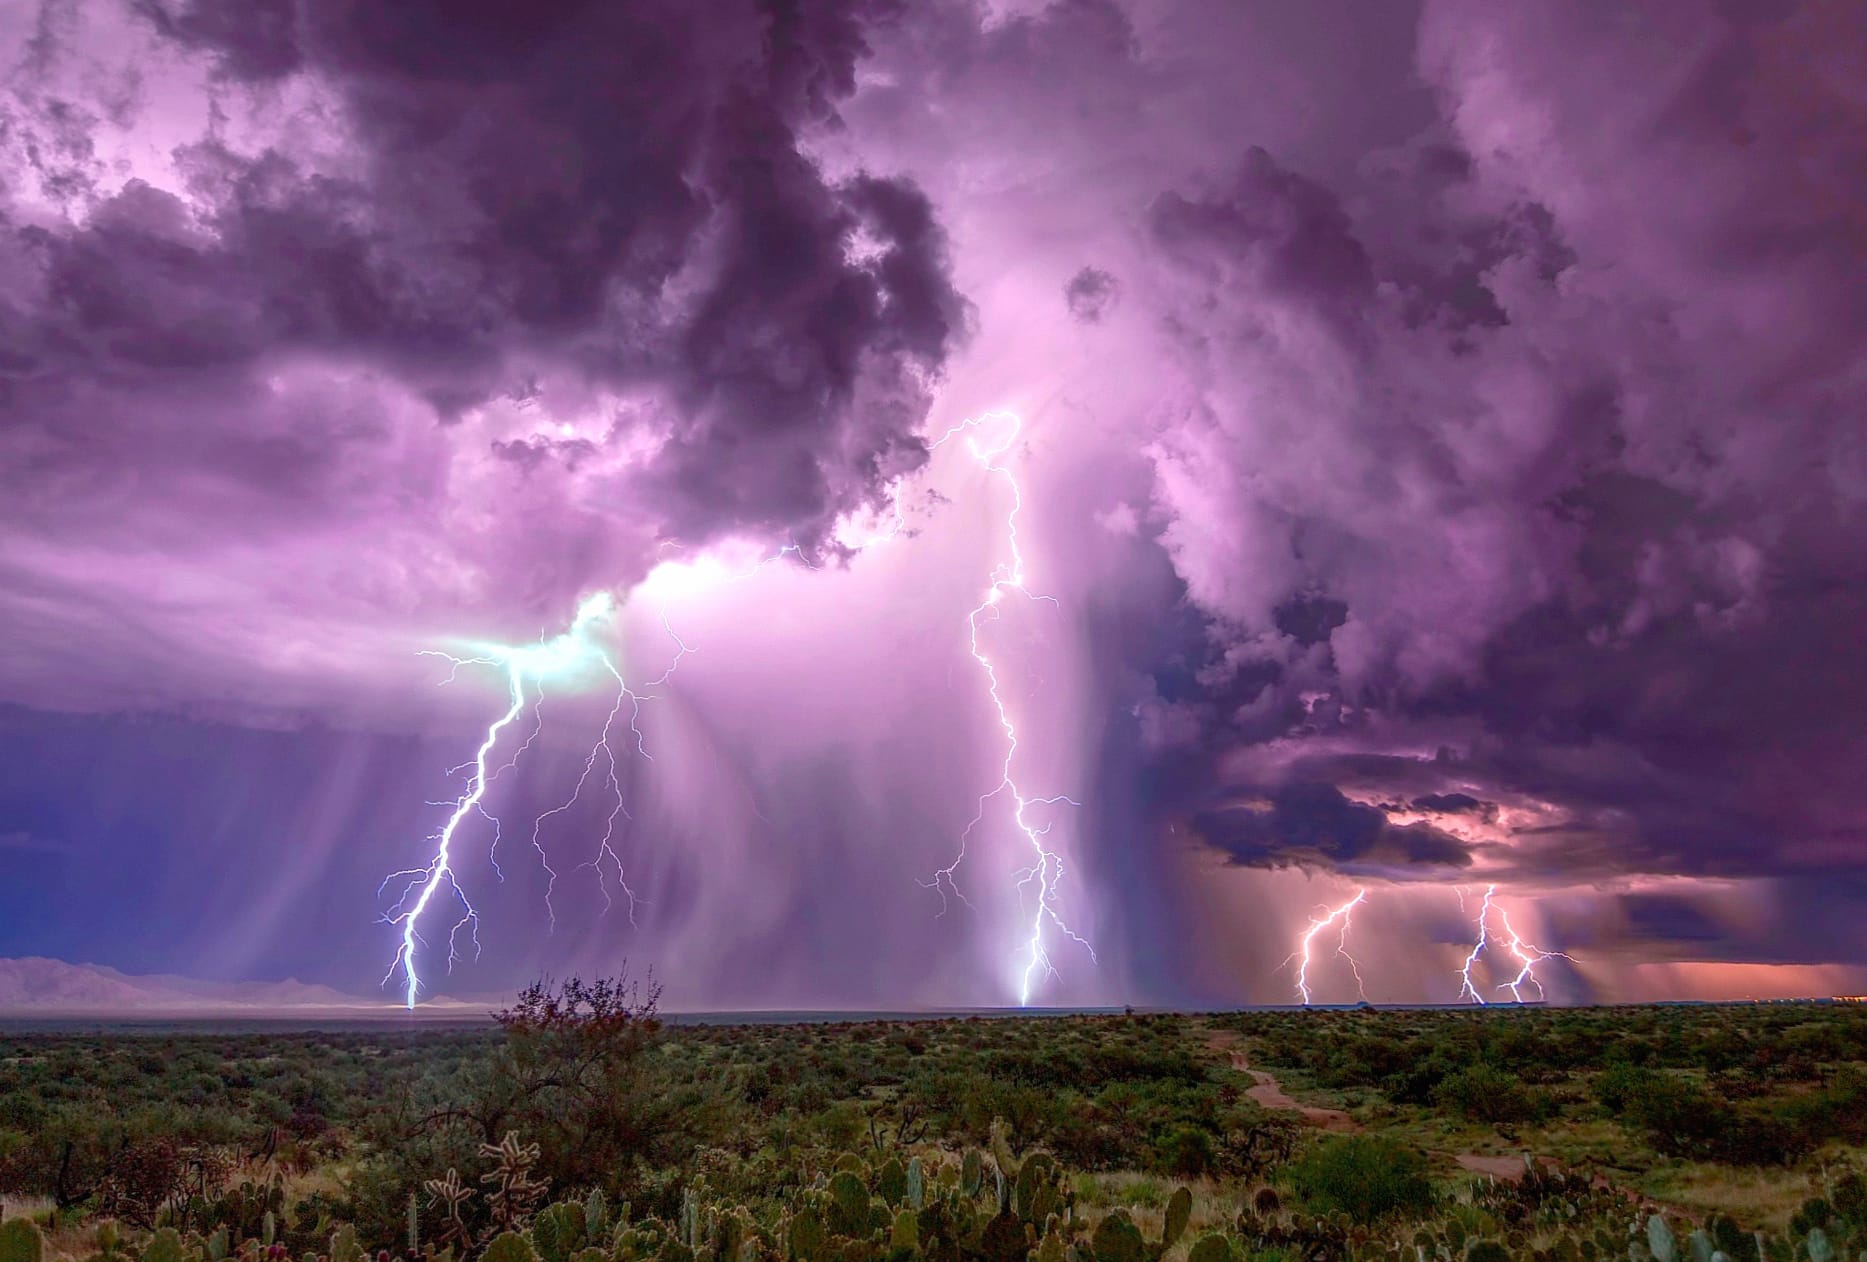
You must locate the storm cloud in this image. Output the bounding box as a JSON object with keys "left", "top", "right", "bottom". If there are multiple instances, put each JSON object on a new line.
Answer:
{"left": 2, "top": 0, "right": 1865, "bottom": 1006}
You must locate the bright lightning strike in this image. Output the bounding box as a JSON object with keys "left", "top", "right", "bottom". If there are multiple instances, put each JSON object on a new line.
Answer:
{"left": 1289, "top": 888, "right": 1368, "bottom": 1005}
{"left": 922, "top": 410, "right": 1095, "bottom": 1006}
{"left": 381, "top": 592, "right": 630, "bottom": 1008}
{"left": 1456, "top": 884, "right": 1572, "bottom": 1004}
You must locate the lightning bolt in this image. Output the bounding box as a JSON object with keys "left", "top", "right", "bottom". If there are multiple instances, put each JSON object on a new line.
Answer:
{"left": 382, "top": 592, "right": 631, "bottom": 1008}
{"left": 1456, "top": 885, "right": 1493, "bottom": 1004}
{"left": 1289, "top": 888, "right": 1368, "bottom": 1005}
{"left": 922, "top": 410, "right": 1095, "bottom": 1006}
{"left": 1457, "top": 884, "right": 1572, "bottom": 1004}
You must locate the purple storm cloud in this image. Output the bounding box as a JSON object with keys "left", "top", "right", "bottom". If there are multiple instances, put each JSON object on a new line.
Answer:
{"left": 2, "top": 0, "right": 1864, "bottom": 1008}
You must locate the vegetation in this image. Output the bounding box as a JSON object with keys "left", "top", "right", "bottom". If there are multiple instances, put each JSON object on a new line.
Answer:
{"left": 2, "top": 983, "right": 1865, "bottom": 1262}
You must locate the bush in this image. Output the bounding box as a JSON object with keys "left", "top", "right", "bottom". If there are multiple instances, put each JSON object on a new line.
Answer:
{"left": 1157, "top": 1126, "right": 1214, "bottom": 1179}
{"left": 1434, "top": 1064, "right": 1541, "bottom": 1125}
{"left": 1285, "top": 1135, "right": 1434, "bottom": 1224}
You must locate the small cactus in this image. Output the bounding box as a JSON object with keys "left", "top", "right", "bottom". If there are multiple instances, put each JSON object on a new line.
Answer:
{"left": 790, "top": 1204, "right": 827, "bottom": 1262}
{"left": 827, "top": 1173, "right": 871, "bottom": 1239}
{"left": 872, "top": 1158, "right": 904, "bottom": 1208}
{"left": 483, "top": 1234, "right": 538, "bottom": 1262}
{"left": 1187, "top": 1236, "right": 1232, "bottom": 1262}
{"left": 1649, "top": 1218, "right": 1678, "bottom": 1262}
{"left": 1091, "top": 1212, "right": 1146, "bottom": 1262}
{"left": 892, "top": 1213, "right": 919, "bottom": 1252}
{"left": 1160, "top": 1189, "right": 1192, "bottom": 1254}
{"left": 0, "top": 1219, "right": 45, "bottom": 1262}
{"left": 327, "top": 1230, "right": 363, "bottom": 1262}
{"left": 962, "top": 1152, "right": 984, "bottom": 1199}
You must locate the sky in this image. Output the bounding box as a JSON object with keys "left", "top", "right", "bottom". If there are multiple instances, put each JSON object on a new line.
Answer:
{"left": 2, "top": 0, "right": 1864, "bottom": 1009}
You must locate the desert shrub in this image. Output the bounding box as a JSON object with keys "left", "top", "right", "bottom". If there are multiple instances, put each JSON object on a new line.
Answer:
{"left": 1593, "top": 1063, "right": 1658, "bottom": 1115}
{"left": 1434, "top": 1063, "right": 1542, "bottom": 1125}
{"left": 1156, "top": 1125, "right": 1214, "bottom": 1179}
{"left": 1285, "top": 1135, "right": 1433, "bottom": 1224}
{"left": 1834, "top": 1171, "right": 1867, "bottom": 1226}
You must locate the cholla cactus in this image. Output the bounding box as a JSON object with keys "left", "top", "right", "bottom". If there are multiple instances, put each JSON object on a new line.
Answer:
{"left": 426, "top": 1168, "right": 475, "bottom": 1249}
{"left": 480, "top": 1135, "right": 547, "bottom": 1231}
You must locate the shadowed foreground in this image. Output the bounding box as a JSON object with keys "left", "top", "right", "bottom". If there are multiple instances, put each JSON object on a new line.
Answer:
{"left": 1, "top": 986, "right": 1863, "bottom": 1262}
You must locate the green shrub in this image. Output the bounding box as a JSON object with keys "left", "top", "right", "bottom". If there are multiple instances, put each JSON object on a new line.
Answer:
{"left": 1285, "top": 1135, "right": 1433, "bottom": 1224}
{"left": 1434, "top": 1064, "right": 1541, "bottom": 1125}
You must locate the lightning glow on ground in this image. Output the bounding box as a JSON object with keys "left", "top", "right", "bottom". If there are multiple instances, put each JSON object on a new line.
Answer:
{"left": 381, "top": 592, "right": 627, "bottom": 1008}
{"left": 1289, "top": 888, "right": 1368, "bottom": 1005}
{"left": 1457, "top": 884, "right": 1572, "bottom": 1004}
{"left": 923, "top": 410, "right": 1095, "bottom": 1006}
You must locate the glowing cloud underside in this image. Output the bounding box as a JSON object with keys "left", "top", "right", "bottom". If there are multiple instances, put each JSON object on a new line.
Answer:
{"left": 922, "top": 411, "right": 1096, "bottom": 1006}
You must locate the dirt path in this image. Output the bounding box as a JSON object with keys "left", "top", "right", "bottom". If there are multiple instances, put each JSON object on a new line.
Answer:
{"left": 1454, "top": 1153, "right": 1529, "bottom": 1180}
{"left": 1203, "top": 1027, "right": 1545, "bottom": 1179}
{"left": 1206, "top": 1029, "right": 1359, "bottom": 1132}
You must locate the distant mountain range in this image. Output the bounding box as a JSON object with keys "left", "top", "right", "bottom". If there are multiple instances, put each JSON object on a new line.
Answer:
{"left": 0, "top": 956, "right": 479, "bottom": 1014}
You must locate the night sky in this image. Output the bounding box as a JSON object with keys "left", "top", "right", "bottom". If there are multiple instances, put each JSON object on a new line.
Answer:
{"left": 2, "top": 0, "right": 1864, "bottom": 1009}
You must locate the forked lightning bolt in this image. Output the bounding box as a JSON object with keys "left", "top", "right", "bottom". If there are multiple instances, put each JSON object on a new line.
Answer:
{"left": 1290, "top": 889, "right": 1368, "bottom": 1005}
{"left": 381, "top": 592, "right": 636, "bottom": 1008}
{"left": 1457, "top": 884, "right": 1571, "bottom": 1003}
{"left": 922, "top": 410, "right": 1095, "bottom": 1006}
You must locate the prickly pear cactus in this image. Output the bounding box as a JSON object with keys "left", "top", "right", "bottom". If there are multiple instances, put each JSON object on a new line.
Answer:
{"left": 142, "top": 1229, "right": 185, "bottom": 1262}
{"left": 1808, "top": 1230, "right": 1835, "bottom": 1262}
{"left": 1161, "top": 1189, "right": 1192, "bottom": 1254}
{"left": 1186, "top": 1236, "right": 1232, "bottom": 1262}
{"left": 790, "top": 1204, "right": 828, "bottom": 1262}
{"left": 989, "top": 1120, "right": 1017, "bottom": 1185}
{"left": 1014, "top": 1155, "right": 1060, "bottom": 1227}
{"left": 1091, "top": 1212, "right": 1146, "bottom": 1262}
{"left": 892, "top": 1212, "right": 919, "bottom": 1251}
{"left": 878, "top": 1159, "right": 908, "bottom": 1208}
{"left": 483, "top": 1233, "right": 539, "bottom": 1262}
{"left": 536, "top": 1202, "right": 590, "bottom": 1262}
{"left": 979, "top": 1210, "right": 1025, "bottom": 1262}
{"left": 828, "top": 1173, "right": 872, "bottom": 1239}
{"left": 586, "top": 1191, "right": 611, "bottom": 1242}
{"left": 0, "top": 1219, "right": 45, "bottom": 1262}
{"left": 1689, "top": 1232, "right": 1713, "bottom": 1262}
{"left": 962, "top": 1152, "right": 984, "bottom": 1199}
{"left": 1649, "top": 1218, "right": 1679, "bottom": 1262}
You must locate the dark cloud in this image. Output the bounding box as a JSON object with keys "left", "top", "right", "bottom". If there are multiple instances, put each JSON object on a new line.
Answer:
{"left": 1192, "top": 781, "right": 1470, "bottom": 875}
{"left": 1619, "top": 895, "right": 1724, "bottom": 945}
{"left": 1063, "top": 266, "right": 1119, "bottom": 323}
{"left": 0, "top": 0, "right": 964, "bottom": 701}
{"left": 1410, "top": 793, "right": 1483, "bottom": 815}
{"left": 1138, "top": 0, "right": 1867, "bottom": 909}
